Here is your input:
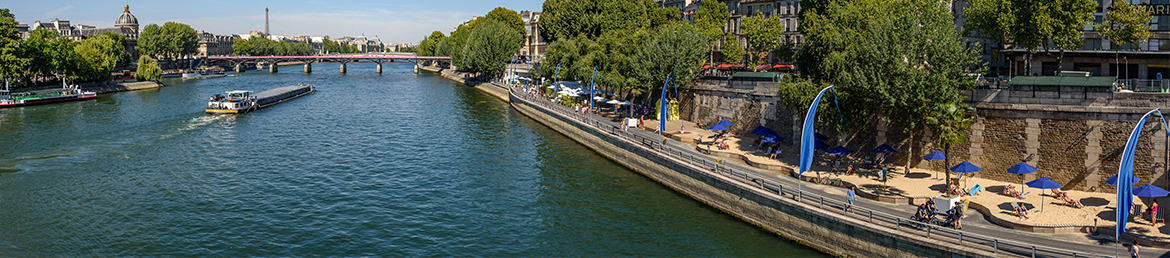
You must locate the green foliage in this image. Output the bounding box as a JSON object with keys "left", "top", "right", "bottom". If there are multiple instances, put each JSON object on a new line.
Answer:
{"left": 924, "top": 103, "right": 974, "bottom": 182}
{"left": 485, "top": 7, "right": 525, "bottom": 41}
{"left": 633, "top": 22, "right": 707, "bottom": 98}
{"left": 694, "top": 1, "right": 730, "bottom": 44}
{"left": 135, "top": 55, "right": 161, "bottom": 81}
{"left": 438, "top": 17, "right": 483, "bottom": 67}
{"left": 461, "top": 19, "right": 524, "bottom": 75}
{"left": 741, "top": 11, "right": 785, "bottom": 68}
{"left": 1094, "top": 0, "right": 1153, "bottom": 48}
{"left": 1010, "top": 0, "right": 1096, "bottom": 70}
{"left": 233, "top": 37, "right": 313, "bottom": 56}
{"left": 21, "top": 28, "right": 76, "bottom": 80}
{"left": 74, "top": 32, "right": 127, "bottom": 81}
{"left": 722, "top": 42, "right": 745, "bottom": 64}
{"left": 794, "top": 0, "right": 981, "bottom": 132}
{"left": 417, "top": 31, "right": 445, "bottom": 56}
{"left": 232, "top": 39, "right": 253, "bottom": 55}
{"left": 0, "top": 9, "right": 28, "bottom": 84}
{"left": 538, "top": 0, "right": 674, "bottom": 42}
{"left": 138, "top": 22, "right": 199, "bottom": 59}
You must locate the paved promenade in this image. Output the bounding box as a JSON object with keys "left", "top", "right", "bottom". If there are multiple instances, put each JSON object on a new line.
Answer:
{"left": 430, "top": 67, "right": 1170, "bottom": 257}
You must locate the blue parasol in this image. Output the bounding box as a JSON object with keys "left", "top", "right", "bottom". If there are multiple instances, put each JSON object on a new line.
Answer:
{"left": 871, "top": 144, "right": 898, "bottom": 153}
{"left": 707, "top": 119, "right": 735, "bottom": 131}
{"left": 1133, "top": 184, "right": 1170, "bottom": 197}
{"left": 814, "top": 132, "right": 829, "bottom": 141}
{"left": 750, "top": 126, "right": 775, "bottom": 136}
{"left": 761, "top": 133, "right": 785, "bottom": 143}
{"left": 950, "top": 161, "right": 982, "bottom": 173}
{"left": 923, "top": 151, "right": 946, "bottom": 161}
{"left": 814, "top": 140, "right": 829, "bottom": 150}
{"left": 1007, "top": 162, "right": 1038, "bottom": 175}
{"left": 1026, "top": 177, "right": 1064, "bottom": 212}
{"left": 826, "top": 146, "right": 854, "bottom": 155}
{"left": 1106, "top": 174, "right": 1142, "bottom": 186}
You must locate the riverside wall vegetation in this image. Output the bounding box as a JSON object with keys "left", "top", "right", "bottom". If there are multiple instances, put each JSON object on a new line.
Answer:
{"left": 419, "top": 66, "right": 1005, "bottom": 257}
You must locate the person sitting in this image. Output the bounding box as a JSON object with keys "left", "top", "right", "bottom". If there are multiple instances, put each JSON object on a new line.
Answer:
{"left": 914, "top": 204, "right": 930, "bottom": 223}
{"left": 863, "top": 156, "right": 875, "bottom": 168}
{"left": 1014, "top": 202, "right": 1030, "bottom": 219}
{"left": 925, "top": 199, "right": 938, "bottom": 217}
{"left": 773, "top": 148, "right": 782, "bottom": 159}
{"left": 948, "top": 182, "right": 964, "bottom": 196}
{"left": 1059, "top": 192, "right": 1084, "bottom": 208}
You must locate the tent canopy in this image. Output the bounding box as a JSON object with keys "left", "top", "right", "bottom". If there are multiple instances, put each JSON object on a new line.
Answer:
{"left": 751, "top": 126, "right": 777, "bottom": 136}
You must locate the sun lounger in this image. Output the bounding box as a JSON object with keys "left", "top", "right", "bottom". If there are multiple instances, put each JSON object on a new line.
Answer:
{"left": 1011, "top": 202, "right": 1029, "bottom": 220}
{"left": 969, "top": 184, "right": 982, "bottom": 196}
{"left": 1058, "top": 192, "right": 1084, "bottom": 208}
{"left": 1157, "top": 209, "right": 1165, "bottom": 226}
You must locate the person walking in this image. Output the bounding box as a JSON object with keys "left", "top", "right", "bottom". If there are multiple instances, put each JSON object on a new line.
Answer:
{"left": 845, "top": 186, "right": 856, "bottom": 213}
{"left": 1130, "top": 240, "right": 1141, "bottom": 258}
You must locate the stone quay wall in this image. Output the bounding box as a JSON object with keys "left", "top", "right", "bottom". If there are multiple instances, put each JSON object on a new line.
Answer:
{"left": 681, "top": 80, "right": 1170, "bottom": 193}
{"left": 509, "top": 89, "right": 993, "bottom": 258}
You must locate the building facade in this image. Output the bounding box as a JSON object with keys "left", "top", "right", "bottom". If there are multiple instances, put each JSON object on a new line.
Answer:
{"left": 29, "top": 4, "right": 140, "bottom": 58}
{"left": 197, "top": 31, "right": 239, "bottom": 57}
{"left": 520, "top": 10, "right": 548, "bottom": 60}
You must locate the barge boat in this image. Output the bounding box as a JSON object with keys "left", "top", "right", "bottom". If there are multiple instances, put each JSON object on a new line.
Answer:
{"left": 0, "top": 79, "right": 97, "bottom": 108}
{"left": 205, "top": 84, "right": 314, "bottom": 114}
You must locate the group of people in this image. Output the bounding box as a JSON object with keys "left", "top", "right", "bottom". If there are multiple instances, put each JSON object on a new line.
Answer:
{"left": 1004, "top": 184, "right": 1024, "bottom": 199}
{"left": 911, "top": 199, "right": 964, "bottom": 229}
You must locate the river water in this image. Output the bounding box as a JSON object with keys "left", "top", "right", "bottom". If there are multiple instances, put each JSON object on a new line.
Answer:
{"left": 0, "top": 62, "right": 823, "bottom": 257}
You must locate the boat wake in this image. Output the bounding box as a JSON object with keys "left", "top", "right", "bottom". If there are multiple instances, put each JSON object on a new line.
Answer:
{"left": 160, "top": 115, "right": 231, "bottom": 140}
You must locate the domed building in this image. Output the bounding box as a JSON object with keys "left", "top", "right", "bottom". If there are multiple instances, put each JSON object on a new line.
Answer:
{"left": 114, "top": 4, "right": 139, "bottom": 34}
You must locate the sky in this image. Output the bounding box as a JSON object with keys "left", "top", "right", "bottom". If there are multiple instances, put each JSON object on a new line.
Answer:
{"left": 5, "top": 0, "right": 544, "bottom": 44}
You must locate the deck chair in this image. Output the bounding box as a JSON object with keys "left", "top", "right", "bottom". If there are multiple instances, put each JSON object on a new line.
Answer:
{"left": 1050, "top": 189, "right": 1062, "bottom": 197}
{"left": 1059, "top": 192, "right": 1084, "bottom": 208}
{"left": 1010, "top": 202, "right": 1029, "bottom": 220}
{"left": 968, "top": 184, "right": 983, "bottom": 196}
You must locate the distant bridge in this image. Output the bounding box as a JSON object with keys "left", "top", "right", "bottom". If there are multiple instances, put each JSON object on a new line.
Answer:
{"left": 207, "top": 55, "right": 451, "bottom": 74}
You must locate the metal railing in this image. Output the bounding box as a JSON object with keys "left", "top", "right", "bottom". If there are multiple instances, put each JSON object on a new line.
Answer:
{"left": 1117, "top": 79, "right": 1169, "bottom": 93}
{"left": 508, "top": 87, "right": 1107, "bottom": 257}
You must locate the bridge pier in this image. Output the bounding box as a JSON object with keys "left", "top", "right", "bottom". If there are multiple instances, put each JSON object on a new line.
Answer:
{"left": 376, "top": 63, "right": 383, "bottom": 74}
{"left": 235, "top": 64, "right": 245, "bottom": 73}
{"left": 414, "top": 63, "right": 418, "bottom": 74}
{"left": 339, "top": 62, "right": 347, "bottom": 74}
{"left": 269, "top": 63, "right": 278, "bottom": 73}
{"left": 304, "top": 63, "right": 312, "bottom": 74}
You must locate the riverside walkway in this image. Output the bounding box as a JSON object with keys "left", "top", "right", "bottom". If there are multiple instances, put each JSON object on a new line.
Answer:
{"left": 500, "top": 83, "right": 1170, "bottom": 257}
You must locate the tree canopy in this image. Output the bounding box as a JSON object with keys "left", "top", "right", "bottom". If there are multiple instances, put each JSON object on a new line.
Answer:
{"left": 138, "top": 22, "right": 198, "bottom": 59}
{"left": 793, "top": 0, "right": 981, "bottom": 132}
{"left": 135, "top": 55, "right": 161, "bottom": 81}
{"left": 461, "top": 19, "right": 524, "bottom": 75}
{"left": 0, "top": 9, "right": 28, "bottom": 84}
{"left": 1094, "top": 0, "right": 1152, "bottom": 50}
{"left": 741, "top": 11, "right": 785, "bottom": 69}
{"left": 74, "top": 32, "right": 128, "bottom": 81}
{"left": 633, "top": 22, "right": 708, "bottom": 100}
{"left": 485, "top": 7, "right": 525, "bottom": 42}
{"left": 232, "top": 37, "right": 314, "bottom": 56}
{"left": 538, "top": 0, "right": 677, "bottom": 42}
{"left": 417, "top": 31, "right": 445, "bottom": 56}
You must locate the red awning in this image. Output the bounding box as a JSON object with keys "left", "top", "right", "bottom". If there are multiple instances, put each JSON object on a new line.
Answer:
{"left": 772, "top": 64, "right": 793, "bottom": 69}
{"left": 755, "top": 64, "right": 771, "bottom": 71}
{"left": 702, "top": 64, "right": 711, "bottom": 69}
{"left": 716, "top": 64, "right": 735, "bottom": 70}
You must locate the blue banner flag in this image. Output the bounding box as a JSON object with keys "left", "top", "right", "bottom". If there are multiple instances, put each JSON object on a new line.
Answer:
{"left": 589, "top": 66, "right": 597, "bottom": 111}
{"left": 1118, "top": 109, "right": 1170, "bottom": 240}
{"left": 554, "top": 63, "right": 561, "bottom": 93}
{"left": 799, "top": 85, "right": 835, "bottom": 175}
{"left": 659, "top": 73, "right": 672, "bottom": 133}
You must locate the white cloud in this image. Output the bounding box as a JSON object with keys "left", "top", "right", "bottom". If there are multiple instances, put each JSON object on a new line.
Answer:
{"left": 40, "top": 6, "right": 73, "bottom": 19}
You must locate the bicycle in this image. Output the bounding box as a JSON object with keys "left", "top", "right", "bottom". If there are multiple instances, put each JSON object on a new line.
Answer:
{"left": 821, "top": 174, "right": 842, "bottom": 187}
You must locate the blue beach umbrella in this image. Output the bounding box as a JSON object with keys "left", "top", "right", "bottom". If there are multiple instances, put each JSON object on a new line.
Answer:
{"left": 761, "top": 133, "right": 786, "bottom": 143}
{"left": 924, "top": 150, "right": 946, "bottom": 179}
{"left": 1007, "top": 162, "right": 1039, "bottom": 188}
{"left": 750, "top": 126, "right": 774, "bottom": 136}
{"left": 707, "top": 119, "right": 735, "bottom": 131}
{"left": 871, "top": 144, "right": 898, "bottom": 153}
{"left": 814, "top": 132, "right": 829, "bottom": 141}
{"left": 923, "top": 151, "right": 946, "bottom": 161}
{"left": 1106, "top": 174, "right": 1142, "bottom": 186}
{"left": 1026, "top": 177, "right": 1064, "bottom": 212}
{"left": 814, "top": 140, "right": 829, "bottom": 150}
{"left": 950, "top": 161, "right": 982, "bottom": 173}
{"left": 1133, "top": 184, "right": 1170, "bottom": 198}
{"left": 826, "top": 146, "right": 853, "bottom": 155}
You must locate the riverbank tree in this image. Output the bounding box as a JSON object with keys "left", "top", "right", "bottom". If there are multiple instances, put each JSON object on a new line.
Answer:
{"left": 138, "top": 22, "right": 198, "bottom": 60}
{"left": 462, "top": 19, "right": 524, "bottom": 77}
{"left": 135, "top": 55, "right": 161, "bottom": 81}
{"left": 231, "top": 37, "right": 313, "bottom": 56}
{"left": 789, "top": 0, "right": 981, "bottom": 171}
{"left": 0, "top": 9, "right": 27, "bottom": 86}
{"left": 417, "top": 31, "right": 445, "bottom": 56}
{"left": 74, "top": 32, "right": 129, "bottom": 81}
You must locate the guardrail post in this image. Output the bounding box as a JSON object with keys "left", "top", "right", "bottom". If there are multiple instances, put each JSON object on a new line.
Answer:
{"left": 778, "top": 184, "right": 783, "bottom": 195}
{"left": 820, "top": 197, "right": 824, "bottom": 208}
{"left": 926, "top": 225, "right": 931, "bottom": 238}
{"left": 896, "top": 218, "right": 900, "bottom": 230}
{"left": 1031, "top": 246, "right": 1035, "bottom": 258}
{"left": 993, "top": 239, "right": 997, "bottom": 254}
{"left": 868, "top": 211, "right": 873, "bottom": 223}
{"left": 958, "top": 232, "right": 962, "bottom": 245}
